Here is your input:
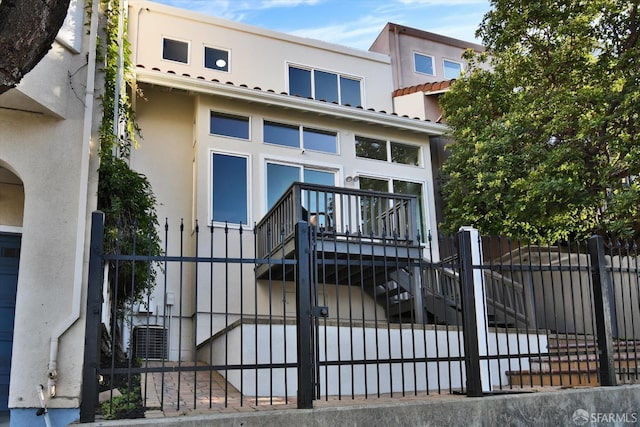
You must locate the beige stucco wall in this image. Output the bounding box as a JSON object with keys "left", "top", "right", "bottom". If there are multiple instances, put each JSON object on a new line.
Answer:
{"left": 130, "top": 83, "right": 441, "bottom": 350}
{"left": 0, "top": 3, "right": 99, "bottom": 412}
{"left": 128, "top": 1, "right": 395, "bottom": 112}
{"left": 126, "top": 3, "right": 447, "bottom": 359}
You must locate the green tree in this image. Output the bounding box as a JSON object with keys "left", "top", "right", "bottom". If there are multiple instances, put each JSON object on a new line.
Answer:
{"left": 440, "top": 0, "right": 640, "bottom": 241}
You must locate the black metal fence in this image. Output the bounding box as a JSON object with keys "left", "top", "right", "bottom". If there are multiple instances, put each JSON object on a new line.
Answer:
{"left": 80, "top": 211, "right": 640, "bottom": 422}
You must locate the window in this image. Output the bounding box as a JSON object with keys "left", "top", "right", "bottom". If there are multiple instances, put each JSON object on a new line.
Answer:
{"left": 210, "top": 112, "right": 249, "bottom": 139}
{"left": 414, "top": 53, "right": 434, "bottom": 75}
{"left": 266, "top": 162, "right": 335, "bottom": 227}
{"left": 211, "top": 153, "right": 248, "bottom": 224}
{"left": 264, "top": 121, "right": 337, "bottom": 154}
{"left": 443, "top": 59, "right": 463, "bottom": 79}
{"left": 204, "top": 46, "right": 229, "bottom": 72}
{"left": 355, "top": 136, "right": 420, "bottom": 166}
{"left": 355, "top": 137, "right": 387, "bottom": 161}
{"left": 264, "top": 121, "right": 299, "bottom": 148}
{"left": 359, "top": 177, "right": 425, "bottom": 238}
{"left": 304, "top": 128, "right": 337, "bottom": 153}
{"left": 163, "top": 38, "right": 189, "bottom": 63}
{"left": 391, "top": 142, "right": 420, "bottom": 166}
{"left": 288, "top": 65, "right": 362, "bottom": 107}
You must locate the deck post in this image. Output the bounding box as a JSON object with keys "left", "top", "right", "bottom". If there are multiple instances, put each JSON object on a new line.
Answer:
{"left": 79, "top": 211, "right": 105, "bottom": 422}
{"left": 295, "top": 221, "right": 315, "bottom": 408}
{"left": 588, "top": 235, "right": 617, "bottom": 386}
{"left": 458, "top": 227, "right": 490, "bottom": 396}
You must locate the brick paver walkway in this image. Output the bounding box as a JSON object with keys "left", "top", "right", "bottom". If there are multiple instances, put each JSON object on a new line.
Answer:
{"left": 139, "top": 361, "right": 477, "bottom": 419}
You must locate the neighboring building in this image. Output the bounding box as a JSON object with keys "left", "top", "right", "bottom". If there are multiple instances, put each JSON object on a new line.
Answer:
{"left": 0, "top": 1, "right": 101, "bottom": 426}
{"left": 370, "top": 23, "right": 487, "bottom": 230}
{"left": 125, "top": 0, "right": 448, "bottom": 365}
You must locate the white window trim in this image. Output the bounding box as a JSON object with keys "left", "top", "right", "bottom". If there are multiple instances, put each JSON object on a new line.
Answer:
{"left": 413, "top": 52, "right": 435, "bottom": 76}
{"left": 443, "top": 58, "right": 464, "bottom": 79}
{"left": 286, "top": 62, "right": 363, "bottom": 106}
{"left": 260, "top": 153, "right": 343, "bottom": 216}
{"left": 203, "top": 44, "right": 231, "bottom": 73}
{"left": 355, "top": 135, "right": 423, "bottom": 168}
{"left": 357, "top": 173, "right": 432, "bottom": 244}
{"left": 209, "top": 111, "right": 251, "bottom": 141}
{"left": 161, "top": 35, "right": 191, "bottom": 65}
{"left": 262, "top": 118, "right": 339, "bottom": 155}
{"left": 208, "top": 149, "right": 252, "bottom": 228}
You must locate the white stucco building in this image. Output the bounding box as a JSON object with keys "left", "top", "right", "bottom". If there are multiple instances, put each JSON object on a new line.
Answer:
{"left": 0, "top": 1, "right": 101, "bottom": 425}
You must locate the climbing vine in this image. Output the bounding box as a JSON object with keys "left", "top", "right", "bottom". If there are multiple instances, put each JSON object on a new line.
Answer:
{"left": 95, "top": 0, "right": 162, "bottom": 308}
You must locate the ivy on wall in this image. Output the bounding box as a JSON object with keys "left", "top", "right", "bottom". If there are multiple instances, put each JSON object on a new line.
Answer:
{"left": 95, "top": 0, "right": 162, "bottom": 308}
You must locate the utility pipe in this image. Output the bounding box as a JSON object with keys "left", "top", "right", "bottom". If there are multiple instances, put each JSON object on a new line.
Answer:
{"left": 47, "top": 0, "right": 100, "bottom": 398}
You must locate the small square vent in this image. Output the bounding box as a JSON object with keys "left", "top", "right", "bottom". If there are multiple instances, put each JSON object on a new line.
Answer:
{"left": 133, "top": 326, "right": 167, "bottom": 360}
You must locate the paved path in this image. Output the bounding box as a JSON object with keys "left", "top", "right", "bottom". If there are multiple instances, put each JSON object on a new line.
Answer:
{"left": 139, "top": 361, "right": 477, "bottom": 419}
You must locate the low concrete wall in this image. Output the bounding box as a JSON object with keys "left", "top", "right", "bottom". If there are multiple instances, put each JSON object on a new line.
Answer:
{"left": 196, "top": 321, "right": 546, "bottom": 397}
{"left": 82, "top": 385, "right": 640, "bottom": 426}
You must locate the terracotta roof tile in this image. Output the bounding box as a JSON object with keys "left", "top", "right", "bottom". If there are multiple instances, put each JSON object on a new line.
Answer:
{"left": 392, "top": 79, "right": 455, "bottom": 98}
{"left": 136, "top": 65, "right": 441, "bottom": 125}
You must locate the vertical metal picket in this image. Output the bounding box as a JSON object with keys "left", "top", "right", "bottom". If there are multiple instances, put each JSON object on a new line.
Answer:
{"left": 295, "top": 221, "right": 314, "bottom": 409}
{"left": 79, "top": 211, "right": 105, "bottom": 422}
{"left": 588, "top": 235, "right": 617, "bottom": 386}
{"left": 458, "top": 228, "right": 483, "bottom": 397}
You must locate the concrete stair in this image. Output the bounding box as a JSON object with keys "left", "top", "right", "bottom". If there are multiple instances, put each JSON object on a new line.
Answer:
{"left": 506, "top": 337, "right": 640, "bottom": 387}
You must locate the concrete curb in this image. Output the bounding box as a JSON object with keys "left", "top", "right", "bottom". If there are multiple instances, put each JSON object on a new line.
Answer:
{"left": 80, "top": 385, "right": 640, "bottom": 427}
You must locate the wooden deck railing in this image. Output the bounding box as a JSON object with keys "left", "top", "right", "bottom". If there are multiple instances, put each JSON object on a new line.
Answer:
{"left": 255, "top": 182, "right": 419, "bottom": 258}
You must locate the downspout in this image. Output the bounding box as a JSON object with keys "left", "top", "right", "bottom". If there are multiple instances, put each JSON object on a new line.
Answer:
{"left": 47, "top": 0, "right": 100, "bottom": 398}
{"left": 393, "top": 25, "right": 402, "bottom": 89}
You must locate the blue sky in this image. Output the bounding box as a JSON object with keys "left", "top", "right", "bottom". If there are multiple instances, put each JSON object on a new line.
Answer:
{"left": 150, "top": 0, "right": 491, "bottom": 50}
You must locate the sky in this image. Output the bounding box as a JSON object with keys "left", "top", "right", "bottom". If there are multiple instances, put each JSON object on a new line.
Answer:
{"left": 150, "top": 0, "right": 491, "bottom": 51}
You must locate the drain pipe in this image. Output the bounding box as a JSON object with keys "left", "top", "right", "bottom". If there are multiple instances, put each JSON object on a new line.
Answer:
{"left": 47, "top": 0, "right": 100, "bottom": 398}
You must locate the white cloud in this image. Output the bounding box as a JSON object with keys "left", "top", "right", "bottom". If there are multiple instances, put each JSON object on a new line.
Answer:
{"left": 288, "top": 15, "right": 391, "bottom": 50}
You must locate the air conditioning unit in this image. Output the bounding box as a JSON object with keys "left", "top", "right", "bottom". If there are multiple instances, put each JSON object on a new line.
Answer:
{"left": 133, "top": 326, "right": 167, "bottom": 360}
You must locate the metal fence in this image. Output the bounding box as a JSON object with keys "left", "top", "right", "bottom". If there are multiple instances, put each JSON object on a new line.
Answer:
{"left": 80, "top": 211, "right": 640, "bottom": 422}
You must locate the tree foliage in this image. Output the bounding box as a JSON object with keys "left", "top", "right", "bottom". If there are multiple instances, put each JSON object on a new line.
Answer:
{"left": 0, "top": 0, "right": 70, "bottom": 94}
{"left": 440, "top": 0, "right": 640, "bottom": 241}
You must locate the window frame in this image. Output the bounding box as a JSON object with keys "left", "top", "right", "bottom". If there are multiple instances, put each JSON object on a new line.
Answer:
{"left": 162, "top": 36, "right": 190, "bottom": 65}
{"left": 443, "top": 59, "right": 463, "bottom": 80}
{"left": 209, "top": 150, "right": 251, "bottom": 227}
{"left": 287, "top": 64, "right": 363, "bottom": 107}
{"left": 264, "top": 159, "right": 338, "bottom": 214}
{"left": 413, "top": 52, "right": 435, "bottom": 76}
{"left": 263, "top": 119, "right": 338, "bottom": 154}
{"left": 203, "top": 44, "right": 231, "bottom": 72}
{"left": 355, "top": 135, "right": 422, "bottom": 167}
{"left": 209, "top": 111, "right": 251, "bottom": 140}
{"left": 358, "top": 175, "right": 427, "bottom": 240}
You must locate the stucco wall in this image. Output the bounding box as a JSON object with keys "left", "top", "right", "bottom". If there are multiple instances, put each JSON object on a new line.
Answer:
{"left": 128, "top": 1, "right": 394, "bottom": 113}
{"left": 0, "top": 2, "right": 99, "bottom": 417}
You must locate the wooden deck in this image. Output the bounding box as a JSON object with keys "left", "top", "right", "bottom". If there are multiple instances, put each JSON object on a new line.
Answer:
{"left": 255, "top": 229, "right": 423, "bottom": 285}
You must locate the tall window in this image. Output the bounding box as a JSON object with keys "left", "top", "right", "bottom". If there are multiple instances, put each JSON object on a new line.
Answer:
{"left": 211, "top": 153, "right": 248, "bottom": 224}
{"left": 359, "top": 177, "right": 425, "bottom": 238}
{"left": 443, "top": 59, "right": 463, "bottom": 79}
{"left": 204, "top": 46, "right": 230, "bottom": 72}
{"left": 414, "top": 53, "right": 434, "bottom": 75}
{"left": 288, "top": 65, "right": 362, "bottom": 107}
{"left": 266, "top": 162, "right": 335, "bottom": 227}
{"left": 356, "top": 136, "right": 420, "bottom": 166}
{"left": 264, "top": 121, "right": 337, "bottom": 153}
{"left": 210, "top": 112, "right": 249, "bottom": 139}
{"left": 163, "top": 38, "right": 189, "bottom": 64}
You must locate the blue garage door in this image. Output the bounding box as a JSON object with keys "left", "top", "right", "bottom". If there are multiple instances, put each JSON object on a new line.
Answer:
{"left": 0, "top": 234, "right": 20, "bottom": 413}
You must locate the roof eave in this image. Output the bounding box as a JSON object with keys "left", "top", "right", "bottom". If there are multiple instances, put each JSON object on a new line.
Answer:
{"left": 135, "top": 68, "right": 449, "bottom": 135}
